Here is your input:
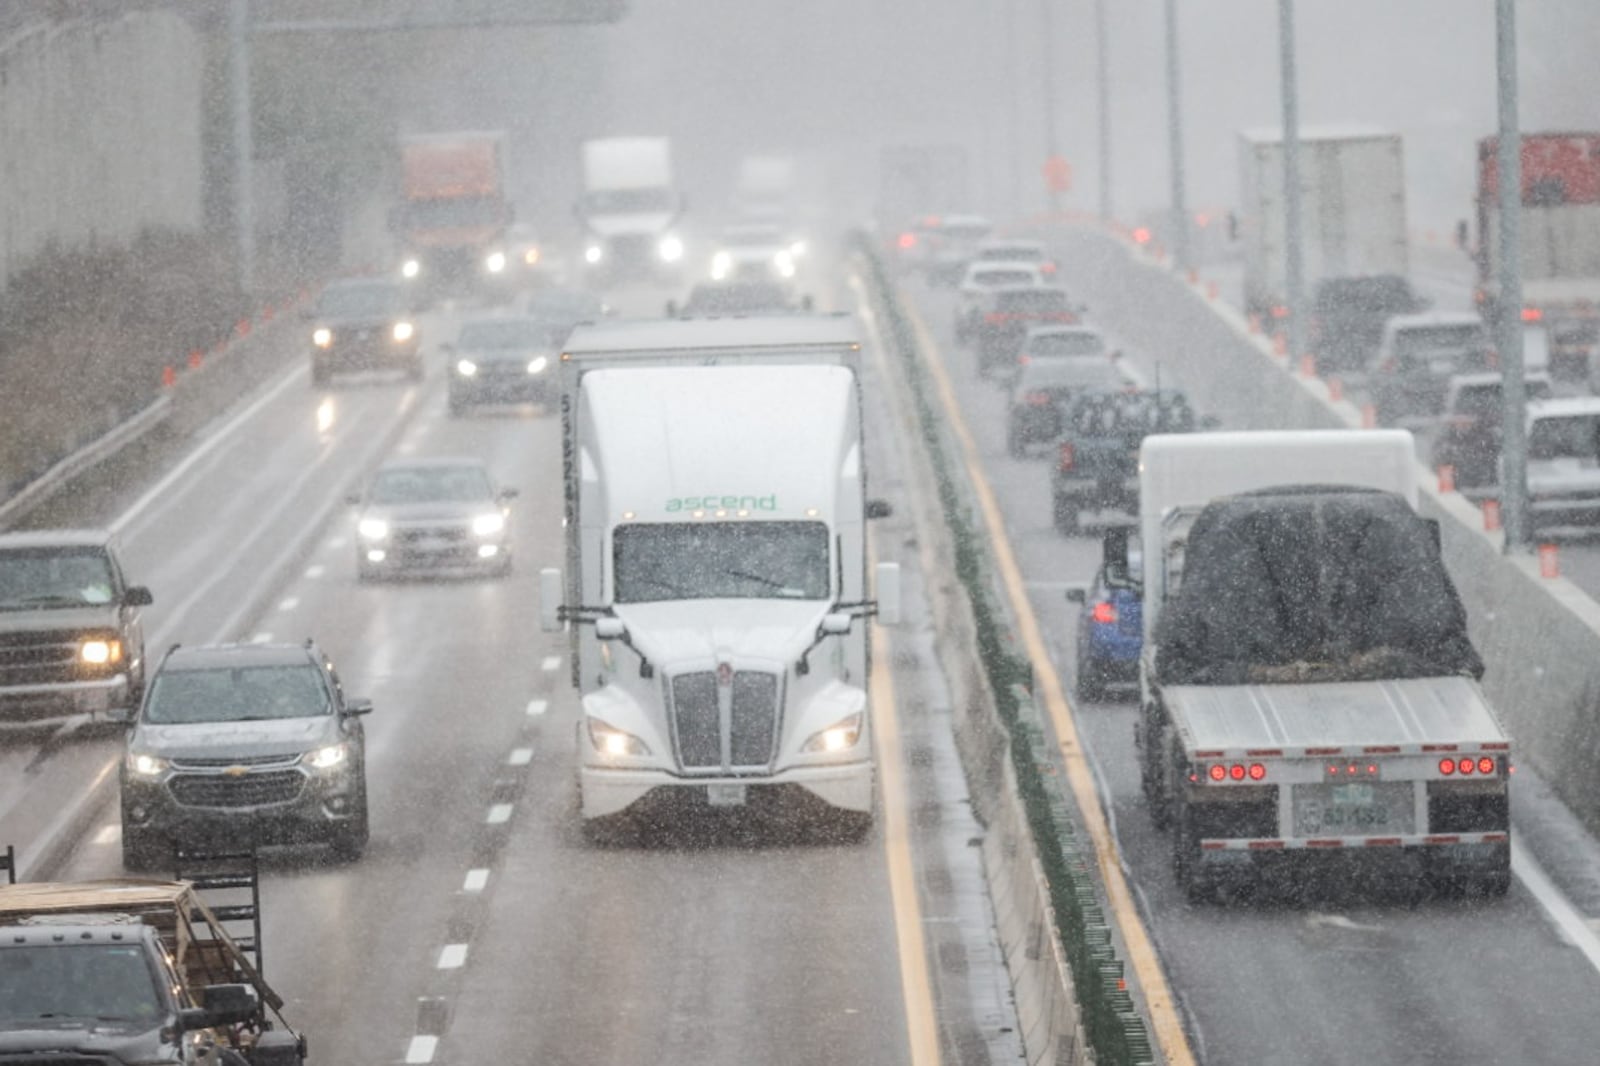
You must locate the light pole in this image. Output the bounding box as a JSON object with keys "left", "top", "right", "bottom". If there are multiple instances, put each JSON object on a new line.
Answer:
{"left": 1495, "top": 0, "right": 1528, "bottom": 551}
{"left": 1164, "top": 0, "right": 1188, "bottom": 269}
{"left": 229, "top": 0, "right": 255, "bottom": 295}
{"left": 1096, "top": 0, "right": 1111, "bottom": 222}
{"left": 1278, "top": 0, "right": 1306, "bottom": 373}
{"left": 1040, "top": 0, "right": 1061, "bottom": 213}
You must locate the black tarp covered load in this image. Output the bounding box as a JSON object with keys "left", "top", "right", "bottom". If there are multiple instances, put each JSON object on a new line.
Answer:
{"left": 1154, "top": 486, "right": 1483, "bottom": 685}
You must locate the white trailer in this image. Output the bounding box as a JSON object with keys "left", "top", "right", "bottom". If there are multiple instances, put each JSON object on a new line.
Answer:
{"left": 539, "top": 315, "right": 898, "bottom": 838}
{"left": 1237, "top": 127, "right": 1410, "bottom": 316}
{"left": 1132, "top": 430, "right": 1512, "bottom": 901}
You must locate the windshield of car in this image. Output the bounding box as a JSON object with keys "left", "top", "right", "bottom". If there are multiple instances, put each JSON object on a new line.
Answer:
{"left": 144, "top": 662, "right": 331, "bottom": 724}
{"left": 979, "top": 245, "right": 1042, "bottom": 262}
{"left": 1528, "top": 414, "right": 1600, "bottom": 461}
{"left": 317, "top": 284, "right": 404, "bottom": 318}
{"left": 528, "top": 290, "right": 601, "bottom": 320}
{"left": 684, "top": 283, "right": 793, "bottom": 315}
{"left": 939, "top": 222, "right": 991, "bottom": 242}
{"left": 0, "top": 945, "right": 162, "bottom": 1027}
{"left": 370, "top": 465, "right": 494, "bottom": 504}
{"left": 722, "top": 226, "right": 784, "bottom": 247}
{"left": 996, "top": 290, "right": 1068, "bottom": 314}
{"left": 1027, "top": 332, "right": 1104, "bottom": 356}
{"left": 1020, "top": 357, "right": 1125, "bottom": 391}
{"left": 0, "top": 547, "right": 116, "bottom": 609}
{"left": 614, "top": 521, "right": 829, "bottom": 602}
{"left": 457, "top": 320, "right": 557, "bottom": 349}
{"left": 971, "top": 269, "right": 1035, "bottom": 288}
{"left": 398, "top": 196, "right": 504, "bottom": 230}
{"left": 583, "top": 187, "right": 676, "bottom": 214}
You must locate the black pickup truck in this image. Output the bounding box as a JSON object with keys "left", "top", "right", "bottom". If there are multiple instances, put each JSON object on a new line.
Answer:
{"left": 1050, "top": 389, "right": 1205, "bottom": 535}
{"left": 0, "top": 530, "right": 151, "bottom": 721}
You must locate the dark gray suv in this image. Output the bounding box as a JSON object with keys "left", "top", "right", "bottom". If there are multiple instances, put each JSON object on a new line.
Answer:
{"left": 119, "top": 640, "right": 371, "bottom": 868}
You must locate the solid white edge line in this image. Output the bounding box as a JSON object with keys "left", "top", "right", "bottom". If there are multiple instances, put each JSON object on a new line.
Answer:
{"left": 404, "top": 1035, "right": 438, "bottom": 1064}
{"left": 508, "top": 748, "right": 533, "bottom": 766}
{"left": 110, "top": 360, "right": 308, "bottom": 535}
{"left": 1513, "top": 840, "right": 1600, "bottom": 974}
{"left": 540, "top": 656, "right": 561, "bottom": 672}
{"left": 486, "top": 804, "right": 513, "bottom": 825}
{"left": 526, "top": 699, "right": 548, "bottom": 716}
{"left": 436, "top": 944, "right": 468, "bottom": 970}
{"left": 462, "top": 869, "right": 490, "bottom": 892}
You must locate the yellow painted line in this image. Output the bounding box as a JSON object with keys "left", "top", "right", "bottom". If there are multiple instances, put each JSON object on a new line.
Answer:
{"left": 903, "top": 303, "right": 1196, "bottom": 1066}
{"left": 874, "top": 599, "right": 942, "bottom": 1066}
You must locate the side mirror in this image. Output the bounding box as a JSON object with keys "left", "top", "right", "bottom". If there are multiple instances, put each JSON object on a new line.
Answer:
{"left": 344, "top": 697, "right": 374, "bottom": 717}
{"left": 865, "top": 498, "right": 893, "bottom": 520}
{"left": 595, "top": 617, "right": 626, "bottom": 640}
{"left": 123, "top": 586, "right": 154, "bottom": 607}
{"left": 538, "top": 568, "right": 564, "bottom": 633}
{"left": 1065, "top": 586, "right": 1088, "bottom": 605}
{"left": 194, "top": 983, "right": 258, "bottom": 1028}
{"left": 665, "top": 300, "right": 679, "bottom": 317}
{"left": 819, "top": 612, "right": 852, "bottom": 635}
{"left": 874, "top": 562, "right": 902, "bottom": 626}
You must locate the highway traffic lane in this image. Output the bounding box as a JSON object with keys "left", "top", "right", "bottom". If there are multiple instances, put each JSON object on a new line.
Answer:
{"left": 908, "top": 278, "right": 1600, "bottom": 1064}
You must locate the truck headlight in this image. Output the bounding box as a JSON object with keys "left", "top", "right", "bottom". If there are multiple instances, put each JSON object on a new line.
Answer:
{"left": 587, "top": 717, "right": 649, "bottom": 757}
{"left": 658, "top": 235, "right": 684, "bottom": 263}
{"left": 711, "top": 251, "right": 732, "bottom": 280}
{"left": 526, "top": 355, "right": 548, "bottom": 375}
{"left": 472, "top": 513, "right": 505, "bottom": 537}
{"left": 301, "top": 743, "right": 348, "bottom": 770}
{"left": 774, "top": 251, "right": 796, "bottom": 278}
{"left": 456, "top": 359, "right": 479, "bottom": 377}
{"left": 401, "top": 258, "right": 421, "bottom": 279}
{"left": 392, "top": 321, "right": 415, "bottom": 343}
{"left": 523, "top": 247, "right": 541, "bottom": 265}
{"left": 585, "top": 244, "right": 604, "bottom": 265}
{"left": 485, "top": 251, "right": 507, "bottom": 274}
{"left": 127, "top": 753, "right": 169, "bottom": 777}
{"left": 802, "top": 712, "right": 863, "bottom": 753}
{"left": 312, "top": 328, "right": 332, "bottom": 348}
{"left": 81, "top": 639, "right": 122, "bottom": 665}
{"left": 358, "top": 518, "right": 389, "bottom": 541}
{"left": 789, "top": 240, "right": 807, "bottom": 258}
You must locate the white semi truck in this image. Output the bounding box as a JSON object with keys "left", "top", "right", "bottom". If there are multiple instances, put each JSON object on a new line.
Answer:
{"left": 577, "top": 136, "right": 685, "bottom": 280}
{"left": 539, "top": 315, "right": 899, "bottom": 839}
{"left": 1130, "top": 430, "right": 1512, "bottom": 901}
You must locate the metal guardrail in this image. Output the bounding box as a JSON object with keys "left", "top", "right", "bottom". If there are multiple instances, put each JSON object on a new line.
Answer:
{"left": 853, "top": 232, "right": 1158, "bottom": 1066}
{"left": 0, "top": 395, "right": 171, "bottom": 528}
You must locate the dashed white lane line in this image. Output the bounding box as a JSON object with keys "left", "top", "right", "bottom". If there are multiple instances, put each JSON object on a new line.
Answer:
{"left": 92, "top": 824, "right": 120, "bottom": 845}
{"left": 1514, "top": 841, "right": 1600, "bottom": 976}
{"left": 329, "top": 536, "right": 347, "bottom": 550}
{"left": 508, "top": 748, "right": 533, "bottom": 766}
{"left": 436, "top": 944, "right": 468, "bottom": 970}
{"left": 526, "top": 699, "right": 548, "bottom": 716}
{"left": 304, "top": 564, "right": 326, "bottom": 579}
{"left": 278, "top": 597, "right": 299, "bottom": 612}
{"left": 405, "top": 1036, "right": 438, "bottom": 1064}
{"left": 463, "top": 868, "right": 490, "bottom": 892}
{"left": 250, "top": 632, "right": 273, "bottom": 644}
{"left": 540, "top": 656, "right": 561, "bottom": 672}
{"left": 486, "top": 804, "right": 514, "bottom": 825}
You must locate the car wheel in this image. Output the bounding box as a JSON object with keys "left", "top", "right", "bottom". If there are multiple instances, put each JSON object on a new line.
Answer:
{"left": 825, "top": 809, "right": 874, "bottom": 845}
{"left": 329, "top": 800, "right": 369, "bottom": 861}
{"left": 121, "top": 822, "right": 167, "bottom": 873}
{"left": 1172, "top": 800, "right": 1215, "bottom": 905}
{"left": 1076, "top": 659, "right": 1108, "bottom": 703}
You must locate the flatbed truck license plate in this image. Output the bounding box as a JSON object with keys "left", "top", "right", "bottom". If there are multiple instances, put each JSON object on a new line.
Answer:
{"left": 707, "top": 783, "right": 747, "bottom": 807}
{"left": 1293, "top": 781, "right": 1414, "bottom": 836}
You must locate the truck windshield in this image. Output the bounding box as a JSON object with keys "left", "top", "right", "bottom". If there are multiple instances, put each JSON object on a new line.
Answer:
{"left": 457, "top": 320, "right": 558, "bottom": 349}
{"left": 370, "top": 465, "right": 494, "bottom": 504}
{"left": 0, "top": 548, "right": 116, "bottom": 610}
{"left": 317, "top": 284, "right": 404, "bottom": 318}
{"left": 584, "top": 188, "right": 676, "bottom": 215}
{"left": 0, "top": 944, "right": 161, "bottom": 1026}
{"left": 143, "top": 664, "right": 331, "bottom": 724}
{"left": 400, "top": 197, "right": 504, "bottom": 230}
{"left": 1529, "top": 414, "right": 1600, "bottom": 461}
{"left": 1027, "top": 332, "right": 1103, "bottom": 357}
{"left": 614, "top": 521, "right": 830, "bottom": 602}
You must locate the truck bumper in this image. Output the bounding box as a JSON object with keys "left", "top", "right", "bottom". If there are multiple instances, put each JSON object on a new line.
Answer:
{"left": 580, "top": 760, "right": 875, "bottom": 820}
{"left": 0, "top": 675, "right": 131, "bottom": 721}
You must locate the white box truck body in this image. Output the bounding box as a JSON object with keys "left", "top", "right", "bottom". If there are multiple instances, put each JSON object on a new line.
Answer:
{"left": 1238, "top": 127, "right": 1410, "bottom": 316}
{"left": 540, "top": 316, "right": 897, "bottom": 834}
{"left": 1132, "top": 430, "right": 1512, "bottom": 901}
{"left": 578, "top": 136, "right": 685, "bottom": 277}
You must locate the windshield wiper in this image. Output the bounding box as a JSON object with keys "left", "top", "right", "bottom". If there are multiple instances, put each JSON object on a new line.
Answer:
{"left": 719, "top": 569, "right": 791, "bottom": 592}
{"left": 630, "top": 576, "right": 693, "bottom": 598}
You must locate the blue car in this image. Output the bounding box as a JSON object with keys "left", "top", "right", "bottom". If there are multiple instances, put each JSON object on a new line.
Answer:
{"left": 1067, "top": 561, "right": 1142, "bottom": 702}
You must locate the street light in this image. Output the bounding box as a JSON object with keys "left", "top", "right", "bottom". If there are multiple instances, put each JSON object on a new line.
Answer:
{"left": 1278, "top": 0, "right": 1306, "bottom": 375}
{"left": 1164, "top": 0, "right": 1188, "bottom": 270}
{"left": 1494, "top": 0, "right": 1529, "bottom": 551}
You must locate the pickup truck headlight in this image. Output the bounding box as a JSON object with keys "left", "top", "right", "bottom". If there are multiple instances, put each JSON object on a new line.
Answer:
{"left": 658, "top": 235, "right": 685, "bottom": 263}
{"left": 585, "top": 244, "right": 604, "bottom": 265}
{"left": 392, "top": 321, "right": 416, "bottom": 343}
{"left": 358, "top": 518, "right": 389, "bottom": 541}
{"left": 81, "top": 639, "right": 122, "bottom": 665}
{"left": 401, "top": 258, "right": 421, "bottom": 279}
{"left": 312, "top": 328, "right": 333, "bottom": 348}
{"left": 485, "top": 251, "right": 507, "bottom": 274}
{"left": 587, "top": 717, "right": 649, "bottom": 757}
{"left": 301, "top": 743, "right": 348, "bottom": 770}
{"left": 456, "top": 359, "right": 479, "bottom": 378}
{"left": 802, "top": 712, "right": 864, "bottom": 753}
{"left": 472, "top": 513, "right": 505, "bottom": 537}
{"left": 127, "top": 753, "right": 169, "bottom": 777}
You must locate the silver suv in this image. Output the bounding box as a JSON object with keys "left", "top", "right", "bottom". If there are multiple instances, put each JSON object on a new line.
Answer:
{"left": 119, "top": 640, "right": 372, "bottom": 869}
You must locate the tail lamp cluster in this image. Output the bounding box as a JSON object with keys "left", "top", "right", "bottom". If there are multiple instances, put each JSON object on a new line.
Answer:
{"left": 1201, "top": 762, "right": 1268, "bottom": 782}
{"left": 1440, "top": 755, "right": 1500, "bottom": 777}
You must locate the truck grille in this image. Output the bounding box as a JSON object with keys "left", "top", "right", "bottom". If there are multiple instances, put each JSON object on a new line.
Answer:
{"left": 394, "top": 525, "right": 470, "bottom": 545}
{"left": 0, "top": 630, "right": 103, "bottom": 686}
{"left": 169, "top": 770, "right": 304, "bottom": 809}
{"left": 670, "top": 669, "right": 782, "bottom": 772}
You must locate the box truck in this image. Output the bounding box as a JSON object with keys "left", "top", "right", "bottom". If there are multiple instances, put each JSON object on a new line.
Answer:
{"left": 391, "top": 132, "right": 513, "bottom": 301}
{"left": 577, "top": 136, "right": 685, "bottom": 281}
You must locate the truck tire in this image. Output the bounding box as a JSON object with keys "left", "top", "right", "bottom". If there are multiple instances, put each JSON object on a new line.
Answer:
{"left": 1172, "top": 799, "right": 1214, "bottom": 905}
{"left": 1053, "top": 495, "right": 1080, "bottom": 536}
{"left": 1075, "top": 657, "right": 1107, "bottom": 703}
{"left": 329, "top": 801, "right": 369, "bottom": 861}
{"left": 1139, "top": 709, "right": 1172, "bottom": 831}
{"left": 826, "top": 809, "right": 874, "bottom": 845}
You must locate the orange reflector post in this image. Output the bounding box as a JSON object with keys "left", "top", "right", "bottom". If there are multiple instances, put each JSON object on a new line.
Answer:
{"left": 1438, "top": 465, "right": 1456, "bottom": 493}
{"left": 1361, "top": 403, "right": 1377, "bottom": 428}
{"left": 1329, "top": 377, "right": 1344, "bottom": 402}
{"left": 161, "top": 365, "right": 176, "bottom": 389}
{"left": 1248, "top": 312, "right": 1263, "bottom": 334}
{"left": 1483, "top": 499, "right": 1502, "bottom": 531}
{"left": 187, "top": 349, "right": 203, "bottom": 370}
{"left": 1539, "top": 543, "right": 1559, "bottom": 579}
{"left": 1299, "top": 354, "right": 1316, "bottom": 377}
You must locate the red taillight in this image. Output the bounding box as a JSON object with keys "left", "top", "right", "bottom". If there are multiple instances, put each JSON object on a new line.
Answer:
{"left": 1025, "top": 390, "right": 1052, "bottom": 407}
{"left": 1208, "top": 764, "right": 1227, "bottom": 781}
{"left": 1478, "top": 756, "right": 1496, "bottom": 775}
{"left": 1248, "top": 763, "right": 1266, "bottom": 780}
{"left": 897, "top": 232, "right": 917, "bottom": 249}
{"left": 1522, "top": 306, "right": 1543, "bottom": 322}
{"left": 1041, "top": 261, "right": 1058, "bottom": 274}
{"left": 1090, "top": 601, "right": 1117, "bottom": 624}
{"left": 1057, "top": 442, "right": 1075, "bottom": 471}
{"left": 1133, "top": 226, "right": 1152, "bottom": 244}
{"left": 985, "top": 312, "right": 1007, "bottom": 324}
{"left": 1229, "top": 763, "right": 1247, "bottom": 781}
{"left": 1458, "top": 757, "right": 1476, "bottom": 776}
{"left": 1439, "top": 757, "right": 1457, "bottom": 776}
{"left": 1017, "top": 353, "right": 1033, "bottom": 366}
{"left": 1270, "top": 304, "right": 1289, "bottom": 319}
